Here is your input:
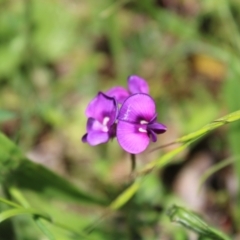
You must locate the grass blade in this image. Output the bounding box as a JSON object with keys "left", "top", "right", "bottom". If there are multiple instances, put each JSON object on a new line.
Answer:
{"left": 0, "top": 197, "right": 21, "bottom": 208}
{"left": 34, "top": 217, "right": 56, "bottom": 240}
{"left": 0, "top": 132, "right": 106, "bottom": 205}
{"left": 167, "top": 205, "right": 231, "bottom": 240}
{"left": 0, "top": 207, "right": 51, "bottom": 223}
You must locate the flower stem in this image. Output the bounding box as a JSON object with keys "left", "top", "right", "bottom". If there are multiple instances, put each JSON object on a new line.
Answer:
{"left": 130, "top": 154, "right": 136, "bottom": 173}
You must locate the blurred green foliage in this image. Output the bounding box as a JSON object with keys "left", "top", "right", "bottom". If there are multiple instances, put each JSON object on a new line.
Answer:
{"left": 1, "top": 0, "right": 240, "bottom": 239}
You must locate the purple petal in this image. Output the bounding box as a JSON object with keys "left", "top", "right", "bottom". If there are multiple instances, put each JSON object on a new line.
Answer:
{"left": 128, "top": 75, "right": 149, "bottom": 94}
{"left": 148, "top": 122, "right": 167, "bottom": 134}
{"left": 105, "top": 87, "right": 129, "bottom": 104}
{"left": 85, "top": 92, "right": 117, "bottom": 124}
{"left": 82, "top": 133, "right": 88, "bottom": 143}
{"left": 108, "top": 123, "right": 117, "bottom": 138}
{"left": 117, "top": 121, "right": 150, "bottom": 154}
{"left": 87, "top": 131, "right": 109, "bottom": 145}
{"left": 149, "top": 129, "right": 157, "bottom": 142}
{"left": 82, "top": 118, "right": 115, "bottom": 145}
{"left": 149, "top": 113, "right": 157, "bottom": 123}
{"left": 118, "top": 93, "right": 156, "bottom": 123}
{"left": 86, "top": 118, "right": 107, "bottom": 132}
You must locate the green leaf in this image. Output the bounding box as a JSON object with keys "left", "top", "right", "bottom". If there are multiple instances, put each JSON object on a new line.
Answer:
{"left": 0, "top": 132, "right": 106, "bottom": 205}
{"left": 103, "top": 109, "right": 240, "bottom": 217}
{"left": 109, "top": 181, "right": 141, "bottom": 210}
{"left": 34, "top": 217, "right": 56, "bottom": 240}
{"left": 9, "top": 187, "right": 56, "bottom": 240}
{"left": 141, "top": 109, "right": 240, "bottom": 175}
{"left": 0, "top": 197, "right": 21, "bottom": 209}
{"left": 176, "top": 110, "right": 240, "bottom": 144}
{"left": 9, "top": 186, "right": 30, "bottom": 208}
{"left": 0, "top": 207, "right": 51, "bottom": 223}
{"left": 9, "top": 188, "right": 96, "bottom": 239}
{"left": 167, "top": 205, "right": 231, "bottom": 240}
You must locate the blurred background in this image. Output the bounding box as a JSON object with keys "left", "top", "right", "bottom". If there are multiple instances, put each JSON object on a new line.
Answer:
{"left": 1, "top": 0, "right": 240, "bottom": 239}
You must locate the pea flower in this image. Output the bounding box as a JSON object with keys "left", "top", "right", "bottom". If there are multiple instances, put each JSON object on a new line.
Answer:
{"left": 106, "top": 75, "right": 149, "bottom": 104}
{"left": 82, "top": 92, "right": 118, "bottom": 145}
{"left": 116, "top": 93, "right": 167, "bottom": 154}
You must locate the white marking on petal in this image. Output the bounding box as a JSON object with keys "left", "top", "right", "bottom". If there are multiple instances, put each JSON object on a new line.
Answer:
{"left": 123, "top": 106, "right": 131, "bottom": 120}
{"left": 140, "top": 120, "right": 148, "bottom": 124}
{"left": 102, "top": 116, "right": 110, "bottom": 126}
{"left": 91, "top": 119, "right": 109, "bottom": 133}
{"left": 102, "top": 126, "right": 109, "bottom": 132}
{"left": 139, "top": 127, "right": 147, "bottom": 133}
{"left": 92, "top": 120, "right": 104, "bottom": 131}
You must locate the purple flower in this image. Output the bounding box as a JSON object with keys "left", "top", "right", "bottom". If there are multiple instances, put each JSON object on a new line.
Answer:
{"left": 106, "top": 75, "right": 149, "bottom": 104}
{"left": 116, "top": 93, "right": 167, "bottom": 154}
{"left": 82, "top": 92, "right": 118, "bottom": 145}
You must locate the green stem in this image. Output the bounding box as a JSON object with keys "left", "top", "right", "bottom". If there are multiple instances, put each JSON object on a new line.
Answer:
{"left": 130, "top": 154, "right": 136, "bottom": 174}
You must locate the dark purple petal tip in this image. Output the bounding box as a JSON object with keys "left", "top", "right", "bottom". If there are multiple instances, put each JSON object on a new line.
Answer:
{"left": 82, "top": 133, "right": 88, "bottom": 143}
{"left": 148, "top": 122, "right": 167, "bottom": 134}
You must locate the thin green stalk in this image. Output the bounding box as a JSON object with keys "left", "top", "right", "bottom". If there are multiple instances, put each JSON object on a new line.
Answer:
{"left": 0, "top": 197, "right": 21, "bottom": 209}
{"left": 9, "top": 187, "right": 30, "bottom": 208}
{"left": 168, "top": 205, "right": 231, "bottom": 240}
{"left": 198, "top": 157, "right": 236, "bottom": 192}
{"left": 130, "top": 154, "right": 136, "bottom": 174}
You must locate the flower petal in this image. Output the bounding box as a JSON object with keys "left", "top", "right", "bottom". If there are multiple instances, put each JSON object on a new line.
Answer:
{"left": 87, "top": 131, "right": 109, "bottom": 145}
{"left": 148, "top": 122, "right": 167, "bottom": 134}
{"left": 86, "top": 118, "right": 106, "bottom": 132}
{"left": 128, "top": 75, "right": 149, "bottom": 94}
{"left": 82, "top": 118, "right": 116, "bottom": 145}
{"left": 118, "top": 93, "right": 156, "bottom": 123}
{"left": 117, "top": 121, "right": 150, "bottom": 154}
{"left": 81, "top": 133, "right": 88, "bottom": 143}
{"left": 106, "top": 87, "right": 129, "bottom": 104}
{"left": 85, "top": 92, "right": 118, "bottom": 124}
{"left": 149, "top": 129, "right": 157, "bottom": 142}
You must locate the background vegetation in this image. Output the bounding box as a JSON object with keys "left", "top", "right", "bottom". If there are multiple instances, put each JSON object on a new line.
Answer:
{"left": 1, "top": 0, "right": 240, "bottom": 239}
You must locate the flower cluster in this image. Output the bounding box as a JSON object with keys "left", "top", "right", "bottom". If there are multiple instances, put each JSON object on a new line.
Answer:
{"left": 82, "top": 75, "right": 167, "bottom": 154}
